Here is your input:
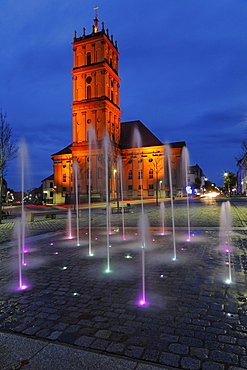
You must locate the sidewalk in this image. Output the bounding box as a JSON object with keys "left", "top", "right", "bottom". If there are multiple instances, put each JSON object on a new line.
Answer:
{"left": 0, "top": 331, "right": 177, "bottom": 370}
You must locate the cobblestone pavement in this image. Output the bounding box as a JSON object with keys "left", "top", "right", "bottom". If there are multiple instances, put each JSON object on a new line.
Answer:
{"left": 1, "top": 199, "right": 247, "bottom": 369}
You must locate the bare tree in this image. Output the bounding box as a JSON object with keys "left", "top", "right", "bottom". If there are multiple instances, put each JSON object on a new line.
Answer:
{"left": 0, "top": 110, "right": 17, "bottom": 223}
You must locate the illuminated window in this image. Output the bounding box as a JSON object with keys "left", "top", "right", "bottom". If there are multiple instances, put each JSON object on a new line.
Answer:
{"left": 87, "top": 52, "right": 91, "bottom": 65}
{"left": 138, "top": 169, "right": 143, "bottom": 179}
{"left": 63, "top": 174, "right": 66, "bottom": 182}
{"left": 128, "top": 170, "right": 133, "bottom": 180}
{"left": 149, "top": 169, "right": 153, "bottom": 179}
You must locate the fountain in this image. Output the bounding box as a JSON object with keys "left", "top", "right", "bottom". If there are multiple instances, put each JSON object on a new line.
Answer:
{"left": 181, "top": 146, "right": 191, "bottom": 242}
{"left": 117, "top": 156, "right": 126, "bottom": 240}
{"left": 138, "top": 212, "right": 150, "bottom": 306}
{"left": 66, "top": 209, "right": 72, "bottom": 239}
{"left": 165, "top": 144, "right": 176, "bottom": 261}
{"left": 219, "top": 201, "right": 232, "bottom": 284}
{"left": 103, "top": 135, "right": 111, "bottom": 272}
{"left": 133, "top": 127, "right": 144, "bottom": 215}
{"left": 160, "top": 201, "right": 165, "bottom": 235}
{"left": 88, "top": 125, "right": 96, "bottom": 256}
{"left": 73, "top": 160, "right": 80, "bottom": 246}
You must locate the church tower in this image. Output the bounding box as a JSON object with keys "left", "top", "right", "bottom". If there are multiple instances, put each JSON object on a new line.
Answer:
{"left": 71, "top": 14, "right": 121, "bottom": 147}
{"left": 52, "top": 14, "right": 121, "bottom": 204}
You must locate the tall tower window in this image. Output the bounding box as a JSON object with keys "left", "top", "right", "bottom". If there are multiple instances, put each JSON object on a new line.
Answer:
{"left": 128, "top": 170, "right": 132, "bottom": 180}
{"left": 87, "top": 85, "right": 91, "bottom": 99}
{"left": 63, "top": 174, "right": 66, "bottom": 182}
{"left": 87, "top": 169, "right": 92, "bottom": 179}
{"left": 87, "top": 52, "right": 91, "bottom": 65}
{"left": 149, "top": 169, "right": 154, "bottom": 179}
{"left": 138, "top": 169, "right": 143, "bottom": 179}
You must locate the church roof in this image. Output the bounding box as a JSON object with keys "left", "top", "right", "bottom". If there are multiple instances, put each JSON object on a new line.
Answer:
{"left": 169, "top": 141, "right": 186, "bottom": 148}
{"left": 120, "top": 120, "right": 163, "bottom": 149}
{"left": 52, "top": 144, "right": 72, "bottom": 156}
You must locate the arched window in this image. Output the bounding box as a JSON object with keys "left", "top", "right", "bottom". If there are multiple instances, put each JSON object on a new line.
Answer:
{"left": 128, "top": 170, "right": 132, "bottom": 180}
{"left": 138, "top": 169, "right": 143, "bottom": 179}
{"left": 86, "top": 85, "right": 91, "bottom": 99}
{"left": 63, "top": 174, "right": 66, "bottom": 182}
{"left": 87, "top": 52, "right": 91, "bottom": 65}
{"left": 149, "top": 169, "right": 153, "bottom": 179}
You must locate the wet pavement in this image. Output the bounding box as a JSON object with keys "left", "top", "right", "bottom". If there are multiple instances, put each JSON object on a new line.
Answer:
{"left": 1, "top": 199, "right": 247, "bottom": 369}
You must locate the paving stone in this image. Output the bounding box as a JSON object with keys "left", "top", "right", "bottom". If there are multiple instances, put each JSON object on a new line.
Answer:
{"left": 124, "top": 345, "right": 144, "bottom": 359}
{"left": 218, "top": 334, "right": 237, "bottom": 344}
{"left": 179, "top": 336, "right": 203, "bottom": 347}
{"left": 190, "top": 347, "right": 209, "bottom": 359}
{"left": 181, "top": 356, "right": 201, "bottom": 369}
{"left": 95, "top": 329, "right": 112, "bottom": 339}
{"left": 47, "top": 330, "right": 63, "bottom": 340}
{"left": 210, "top": 349, "right": 239, "bottom": 365}
{"left": 159, "top": 352, "right": 180, "bottom": 367}
{"left": 202, "top": 361, "right": 225, "bottom": 370}
{"left": 169, "top": 343, "right": 189, "bottom": 355}
{"left": 74, "top": 335, "right": 95, "bottom": 347}
{"left": 106, "top": 342, "right": 126, "bottom": 354}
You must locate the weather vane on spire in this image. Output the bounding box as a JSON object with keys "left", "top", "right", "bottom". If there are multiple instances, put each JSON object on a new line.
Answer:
{"left": 94, "top": 5, "right": 99, "bottom": 18}
{"left": 93, "top": 5, "right": 99, "bottom": 33}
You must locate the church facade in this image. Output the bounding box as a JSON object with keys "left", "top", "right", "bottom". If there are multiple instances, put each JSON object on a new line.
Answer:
{"left": 51, "top": 16, "right": 187, "bottom": 205}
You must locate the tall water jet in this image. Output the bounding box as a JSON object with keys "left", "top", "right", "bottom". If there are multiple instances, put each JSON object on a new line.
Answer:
{"left": 138, "top": 213, "right": 150, "bottom": 306}
{"left": 165, "top": 144, "right": 176, "bottom": 260}
{"left": 133, "top": 127, "right": 144, "bottom": 215}
{"left": 88, "top": 126, "right": 96, "bottom": 256}
{"left": 73, "top": 160, "right": 80, "bottom": 246}
{"left": 160, "top": 201, "right": 165, "bottom": 235}
{"left": 66, "top": 209, "right": 72, "bottom": 239}
{"left": 19, "top": 140, "right": 28, "bottom": 266}
{"left": 118, "top": 156, "right": 126, "bottom": 240}
{"left": 181, "top": 146, "right": 191, "bottom": 242}
{"left": 103, "top": 135, "right": 111, "bottom": 272}
{"left": 219, "top": 201, "right": 232, "bottom": 284}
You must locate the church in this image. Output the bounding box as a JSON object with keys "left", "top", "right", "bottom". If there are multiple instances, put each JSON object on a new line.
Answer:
{"left": 51, "top": 15, "right": 187, "bottom": 205}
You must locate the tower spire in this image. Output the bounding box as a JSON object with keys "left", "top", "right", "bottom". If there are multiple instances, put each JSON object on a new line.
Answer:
{"left": 93, "top": 5, "right": 99, "bottom": 32}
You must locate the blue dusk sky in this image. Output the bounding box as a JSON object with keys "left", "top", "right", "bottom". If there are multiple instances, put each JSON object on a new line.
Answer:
{"left": 1, "top": 0, "right": 247, "bottom": 191}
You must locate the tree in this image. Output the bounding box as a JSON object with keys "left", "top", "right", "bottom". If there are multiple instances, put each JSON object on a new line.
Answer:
{"left": 223, "top": 171, "right": 237, "bottom": 195}
{"left": 0, "top": 111, "right": 17, "bottom": 223}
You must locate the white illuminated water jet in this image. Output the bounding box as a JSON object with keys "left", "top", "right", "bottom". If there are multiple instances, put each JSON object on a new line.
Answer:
{"left": 66, "top": 209, "right": 72, "bottom": 239}
{"left": 165, "top": 144, "right": 176, "bottom": 260}
{"left": 219, "top": 201, "right": 232, "bottom": 284}
{"left": 138, "top": 213, "right": 150, "bottom": 306}
{"left": 160, "top": 201, "right": 165, "bottom": 235}
{"left": 104, "top": 135, "right": 111, "bottom": 272}
{"left": 133, "top": 127, "right": 144, "bottom": 215}
{"left": 118, "top": 156, "right": 126, "bottom": 240}
{"left": 73, "top": 160, "right": 80, "bottom": 246}
{"left": 88, "top": 125, "right": 96, "bottom": 256}
{"left": 181, "top": 146, "right": 191, "bottom": 242}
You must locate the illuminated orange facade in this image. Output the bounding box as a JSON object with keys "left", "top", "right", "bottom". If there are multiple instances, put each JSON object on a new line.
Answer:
{"left": 52, "top": 16, "right": 186, "bottom": 204}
